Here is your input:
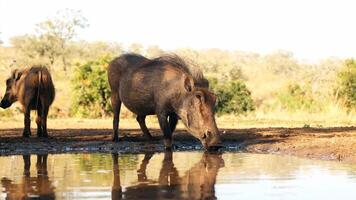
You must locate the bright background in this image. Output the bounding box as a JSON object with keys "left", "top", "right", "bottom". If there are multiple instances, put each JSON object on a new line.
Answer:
{"left": 1, "top": 0, "right": 356, "bottom": 62}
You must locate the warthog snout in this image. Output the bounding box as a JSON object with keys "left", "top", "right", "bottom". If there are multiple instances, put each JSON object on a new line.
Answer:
{"left": 201, "top": 130, "right": 223, "bottom": 151}
{"left": 0, "top": 94, "right": 12, "bottom": 109}
{"left": 0, "top": 99, "right": 11, "bottom": 109}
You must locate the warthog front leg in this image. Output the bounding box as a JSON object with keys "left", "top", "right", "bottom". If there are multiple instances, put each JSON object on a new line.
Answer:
{"left": 158, "top": 114, "right": 173, "bottom": 150}
{"left": 168, "top": 113, "right": 178, "bottom": 133}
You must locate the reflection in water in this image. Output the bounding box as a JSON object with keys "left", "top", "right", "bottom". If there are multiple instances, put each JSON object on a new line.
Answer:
{"left": 1, "top": 152, "right": 356, "bottom": 199}
{"left": 1, "top": 154, "right": 55, "bottom": 199}
{"left": 137, "top": 152, "right": 154, "bottom": 182}
{"left": 111, "top": 152, "right": 224, "bottom": 200}
{"left": 112, "top": 153, "right": 122, "bottom": 200}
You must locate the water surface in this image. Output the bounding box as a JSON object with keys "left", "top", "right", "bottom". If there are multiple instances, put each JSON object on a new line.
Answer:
{"left": 0, "top": 152, "right": 356, "bottom": 199}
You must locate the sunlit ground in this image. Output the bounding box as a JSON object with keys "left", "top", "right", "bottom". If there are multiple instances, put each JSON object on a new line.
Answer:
{"left": 0, "top": 110, "right": 356, "bottom": 130}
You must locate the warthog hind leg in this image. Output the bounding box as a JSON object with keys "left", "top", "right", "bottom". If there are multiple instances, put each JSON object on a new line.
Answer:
{"left": 136, "top": 115, "right": 154, "bottom": 140}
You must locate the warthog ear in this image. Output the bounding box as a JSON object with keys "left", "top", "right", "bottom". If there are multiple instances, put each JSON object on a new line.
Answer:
{"left": 183, "top": 74, "right": 194, "bottom": 92}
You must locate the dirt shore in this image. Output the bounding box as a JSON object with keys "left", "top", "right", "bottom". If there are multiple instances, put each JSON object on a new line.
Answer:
{"left": 0, "top": 127, "right": 356, "bottom": 163}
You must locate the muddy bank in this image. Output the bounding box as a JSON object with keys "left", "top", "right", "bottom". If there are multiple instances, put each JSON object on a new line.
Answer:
{"left": 0, "top": 127, "right": 356, "bottom": 163}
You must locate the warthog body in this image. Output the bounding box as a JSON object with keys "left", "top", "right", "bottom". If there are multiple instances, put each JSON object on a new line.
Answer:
{"left": 108, "top": 53, "right": 221, "bottom": 150}
{"left": 0, "top": 66, "right": 55, "bottom": 137}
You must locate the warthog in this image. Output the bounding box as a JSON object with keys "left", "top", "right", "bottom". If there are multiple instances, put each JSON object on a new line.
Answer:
{"left": 0, "top": 66, "right": 55, "bottom": 137}
{"left": 108, "top": 53, "right": 221, "bottom": 150}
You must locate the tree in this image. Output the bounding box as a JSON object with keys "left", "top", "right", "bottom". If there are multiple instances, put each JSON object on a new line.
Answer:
{"left": 11, "top": 9, "right": 88, "bottom": 71}
{"left": 336, "top": 59, "right": 356, "bottom": 110}
{"left": 146, "top": 45, "right": 164, "bottom": 58}
{"left": 209, "top": 78, "right": 255, "bottom": 115}
{"left": 72, "top": 41, "right": 123, "bottom": 61}
{"left": 71, "top": 55, "right": 112, "bottom": 117}
{"left": 129, "top": 43, "right": 144, "bottom": 54}
{"left": 35, "top": 9, "right": 88, "bottom": 72}
{"left": 264, "top": 50, "right": 299, "bottom": 77}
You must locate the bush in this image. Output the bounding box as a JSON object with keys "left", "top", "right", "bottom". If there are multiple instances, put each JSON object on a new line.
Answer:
{"left": 277, "top": 83, "right": 320, "bottom": 112}
{"left": 336, "top": 59, "right": 356, "bottom": 110}
{"left": 209, "top": 78, "right": 255, "bottom": 114}
{"left": 71, "top": 55, "right": 112, "bottom": 118}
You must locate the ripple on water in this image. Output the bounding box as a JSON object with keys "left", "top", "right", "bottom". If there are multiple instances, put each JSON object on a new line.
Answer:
{"left": 0, "top": 152, "right": 355, "bottom": 199}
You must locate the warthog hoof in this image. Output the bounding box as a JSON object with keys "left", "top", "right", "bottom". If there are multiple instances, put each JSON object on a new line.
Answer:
{"left": 164, "top": 144, "right": 178, "bottom": 151}
{"left": 22, "top": 131, "right": 31, "bottom": 138}
{"left": 112, "top": 136, "right": 119, "bottom": 142}
{"left": 206, "top": 145, "right": 224, "bottom": 152}
{"left": 37, "top": 130, "right": 43, "bottom": 137}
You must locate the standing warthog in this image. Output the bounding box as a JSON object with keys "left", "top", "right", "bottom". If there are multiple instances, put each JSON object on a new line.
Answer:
{"left": 108, "top": 53, "right": 221, "bottom": 150}
{"left": 0, "top": 66, "right": 55, "bottom": 138}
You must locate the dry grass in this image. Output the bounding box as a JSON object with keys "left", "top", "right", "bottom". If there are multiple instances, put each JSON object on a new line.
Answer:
{"left": 1, "top": 62, "right": 355, "bottom": 130}
{"left": 1, "top": 109, "right": 355, "bottom": 130}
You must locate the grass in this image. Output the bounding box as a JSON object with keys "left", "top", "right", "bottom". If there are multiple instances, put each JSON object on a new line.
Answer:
{"left": 1, "top": 109, "right": 355, "bottom": 130}
{"left": 1, "top": 64, "right": 355, "bottom": 131}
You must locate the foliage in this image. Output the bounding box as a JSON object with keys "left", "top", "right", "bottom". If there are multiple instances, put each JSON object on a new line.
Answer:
{"left": 0, "top": 23, "right": 350, "bottom": 119}
{"left": 277, "top": 83, "right": 320, "bottom": 112}
{"left": 71, "top": 55, "right": 112, "bottom": 118}
{"left": 146, "top": 45, "right": 164, "bottom": 58}
{"left": 264, "top": 50, "right": 300, "bottom": 76}
{"left": 209, "top": 78, "right": 255, "bottom": 114}
{"left": 336, "top": 59, "right": 356, "bottom": 110}
{"left": 129, "top": 43, "right": 144, "bottom": 54}
{"left": 72, "top": 41, "right": 123, "bottom": 61}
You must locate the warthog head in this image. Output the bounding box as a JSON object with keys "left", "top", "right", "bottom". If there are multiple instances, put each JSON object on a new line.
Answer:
{"left": 178, "top": 77, "right": 222, "bottom": 150}
{"left": 0, "top": 69, "right": 22, "bottom": 109}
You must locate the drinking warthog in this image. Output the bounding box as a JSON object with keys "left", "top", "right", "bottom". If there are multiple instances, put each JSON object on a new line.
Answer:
{"left": 0, "top": 66, "right": 55, "bottom": 137}
{"left": 108, "top": 53, "right": 221, "bottom": 150}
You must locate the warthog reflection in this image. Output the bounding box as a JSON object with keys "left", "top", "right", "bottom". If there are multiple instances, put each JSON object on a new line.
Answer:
{"left": 1, "top": 154, "right": 55, "bottom": 199}
{"left": 111, "top": 152, "right": 225, "bottom": 200}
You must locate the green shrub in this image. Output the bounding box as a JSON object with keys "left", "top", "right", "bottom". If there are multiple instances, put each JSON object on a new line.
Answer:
{"left": 71, "top": 55, "right": 112, "bottom": 118}
{"left": 336, "top": 59, "right": 356, "bottom": 110}
{"left": 209, "top": 78, "right": 255, "bottom": 114}
{"left": 277, "top": 83, "right": 320, "bottom": 112}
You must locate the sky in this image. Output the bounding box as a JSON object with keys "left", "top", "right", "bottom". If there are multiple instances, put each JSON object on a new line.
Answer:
{"left": 0, "top": 0, "right": 355, "bottom": 62}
